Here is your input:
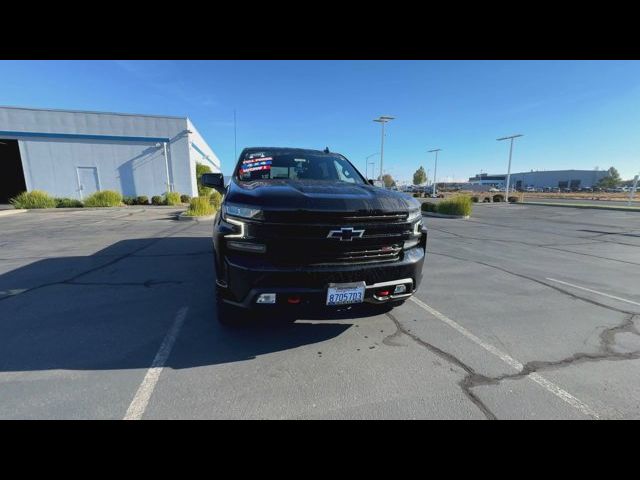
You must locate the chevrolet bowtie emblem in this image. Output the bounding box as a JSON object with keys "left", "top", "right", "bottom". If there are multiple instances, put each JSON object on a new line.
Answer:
{"left": 327, "top": 227, "right": 365, "bottom": 241}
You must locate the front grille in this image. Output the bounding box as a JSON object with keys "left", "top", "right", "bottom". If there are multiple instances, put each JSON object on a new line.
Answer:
{"left": 246, "top": 213, "right": 414, "bottom": 266}
{"left": 311, "top": 244, "right": 402, "bottom": 265}
{"left": 264, "top": 210, "right": 409, "bottom": 224}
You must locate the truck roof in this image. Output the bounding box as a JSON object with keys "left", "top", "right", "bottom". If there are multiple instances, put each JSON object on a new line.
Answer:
{"left": 241, "top": 147, "right": 338, "bottom": 156}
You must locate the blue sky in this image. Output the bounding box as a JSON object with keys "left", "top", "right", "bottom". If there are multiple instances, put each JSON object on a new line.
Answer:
{"left": 1, "top": 60, "right": 639, "bottom": 181}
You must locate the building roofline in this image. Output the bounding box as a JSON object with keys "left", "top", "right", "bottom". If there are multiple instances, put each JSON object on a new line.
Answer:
{"left": 0, "top": 105, "right": 187, "bottom": 121}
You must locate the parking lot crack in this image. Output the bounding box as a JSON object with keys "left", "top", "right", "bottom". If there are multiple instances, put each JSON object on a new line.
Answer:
{"left": 429, "top": 251, "right": 637, "bottom": 315}
{"left": 0, "top": 223, "right": 195, "bottom": 302}
{"left": 538, "top": 245, "right": 640, "bottom": 267}
{"left": 469, "top": 314, "right": 638, "bottom": 387}
{"left": 385, "top": 311, "right": 498, "bottom": 420}
{"left": 67, "top": 280, "right": 183, "bottom": 288}
{"left": 389, "top": 305, "right": 638, "bottom": 419}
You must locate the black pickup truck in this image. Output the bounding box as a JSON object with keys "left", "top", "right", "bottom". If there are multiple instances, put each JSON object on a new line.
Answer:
{"left": 202, "top": 147, "right": 427, "bottom": 324}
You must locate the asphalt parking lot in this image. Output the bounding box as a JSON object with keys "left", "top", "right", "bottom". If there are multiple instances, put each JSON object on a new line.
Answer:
{"left": 1, "top": 204, "right": 639, "bottom": 419}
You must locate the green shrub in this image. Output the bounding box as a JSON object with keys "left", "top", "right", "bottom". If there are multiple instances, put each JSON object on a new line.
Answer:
{"left": 137, "top": 196, "right": 149, "bottom": 205}
{"left": 180, "top": 194, "right": 191, "bottom": 204}
{"left": 196, "top": 163, "right": 213, "bottom": 197}
{"left": 421, "top": 201, "right": 437, "bottom": 213}
{"left": 436, "top": 196, "right": 473, "bottom": 216}
{"left": 413, "top": 193, "right": 422, "bottom": 198}
{"left": 55, "top": 197, "right": 84, "bottom": 208}
{"left": 209, "top": 190, "right": 222, "bottom": 211}
{"left": 84, "top": 190, "right": 123, "bottom": 207}
{"left": 493, "top": 194, "right": 504, "bottom": 202}
{"left": 482, "top": 197, "right": 491, "bottom": 203}
{"left": 471, "top": 196, "right": 480, "bottom": 203}
{"left": 10, "top": 190, "right": 57, "bottom": 209}
{"left": 508, "top": 196, "right": 520, "bottom": 203}
{"left": 122, "top": 196, "right": 136, "bottom": 206}
{"left": 151, "top": 195, "right": 164, "bottom": 206}
{"left": 184, "top": 196, "right": 215, "bottom": 217}
{"left": 164, "top": 192, "right": 181, "bottom": 206}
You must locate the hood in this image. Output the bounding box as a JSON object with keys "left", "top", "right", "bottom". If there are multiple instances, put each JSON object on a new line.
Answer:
{"left": 225, "top": 179, "right": 420, "bottom": 213}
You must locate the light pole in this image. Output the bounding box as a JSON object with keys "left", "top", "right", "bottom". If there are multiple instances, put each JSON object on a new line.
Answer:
{"left": 628, "top": 174, "right": 639, "bottom": 206}
{"left": 497, "top": 134, "right": 523, "bottom": 198}
{"left": 428, "top": 149, "right": 441, "bottom": 197}
{"left": 368, "top": 162, "right": 376, "bottom": 181}
{"left": 365, "top": 152, "right": 379, "bottom": 179}
{"left": 157, "top": 142, "right": 171, "bottom": 193}
{"left": 373, "top": 115, "right": 395, "bottom": 181}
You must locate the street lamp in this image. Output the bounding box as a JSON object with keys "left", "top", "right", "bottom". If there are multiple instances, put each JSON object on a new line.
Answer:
{"left": 368, "top": 162, "right": 376, "bottom": 181}
{"left": 628, "top": 173, "right": 639, "bottom": 206}
{"left": 373, "top": 115, "right": 395, "bottom": 181}
{"left": 497, "top": 134, "right": 523, "bottom": 198}
{"left": 365, "top": 152, "right": 379, "bottom": 179}
{"left": 428, "top": 149, "right": 441, "bottom": 197}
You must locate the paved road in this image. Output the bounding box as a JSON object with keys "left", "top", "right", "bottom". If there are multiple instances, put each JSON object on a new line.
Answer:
{"left": 0, "top": 204, "right": 639, "bottom": 419}
{"left": 523, "top": 196, "right": 639, "bottom": 207}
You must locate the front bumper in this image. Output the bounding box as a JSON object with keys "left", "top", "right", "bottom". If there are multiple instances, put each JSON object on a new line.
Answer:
{"left": 217, "top": 245, "right": 425, "bottom": 309}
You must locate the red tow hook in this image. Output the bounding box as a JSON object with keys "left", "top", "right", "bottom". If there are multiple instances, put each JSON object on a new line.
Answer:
{"left": 287, "top": 295, "right": 302, "bottom": 304}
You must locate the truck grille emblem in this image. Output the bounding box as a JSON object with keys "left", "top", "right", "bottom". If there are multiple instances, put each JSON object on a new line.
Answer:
{"left": 327, "top": 227, "right": 365, "bottom": 242}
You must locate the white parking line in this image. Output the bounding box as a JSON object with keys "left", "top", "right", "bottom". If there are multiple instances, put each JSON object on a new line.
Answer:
{"left": 546, "top": 278, "right": 640, "bottom": 307}
{"left": 409, "top": 296, "right": 600, "bottom": 419}
{"left": 124, "top": 306, "right": 189, "bottom": 420}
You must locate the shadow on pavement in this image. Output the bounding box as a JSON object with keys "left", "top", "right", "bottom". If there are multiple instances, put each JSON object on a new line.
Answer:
{"left": 0, "top": 236, "right": 359, "bottom": 373}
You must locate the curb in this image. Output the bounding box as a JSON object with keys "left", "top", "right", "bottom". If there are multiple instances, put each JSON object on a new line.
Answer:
{"left": 0, "top": 209, "right": 27, "bottom": 217}
{"left": 422, "top": 212, "right": 470, "bottom": 219}
{"left": 520, "top": 202, "right": 640, "bottom": 212}
{"left": 20, "top": 206, "right": 187, "bottom": 213}
{"left": 177, "top": 212, "right": 216, "bottom": 221}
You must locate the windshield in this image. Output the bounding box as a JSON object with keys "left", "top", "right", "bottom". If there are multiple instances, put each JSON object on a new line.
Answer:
{"left": 236, "top": 151, "right": 366, "bottom": 184}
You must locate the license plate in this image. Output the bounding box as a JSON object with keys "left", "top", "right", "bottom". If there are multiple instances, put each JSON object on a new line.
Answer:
{"left": 326, "top": 282, "right": 365, "bottom": 306}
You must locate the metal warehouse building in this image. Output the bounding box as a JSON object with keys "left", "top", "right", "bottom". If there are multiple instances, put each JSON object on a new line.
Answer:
{"left": 0, "top": 106, "right": 221, "bottom": 203}
{"left": 469, "top": 169, "right": 608, "bottom": 189}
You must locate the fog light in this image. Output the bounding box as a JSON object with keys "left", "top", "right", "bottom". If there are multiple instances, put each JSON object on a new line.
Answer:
{"left": 256, "top": 293, "right": 276, "bottom": 304}
{"left": 394, "top": 284, "right": 407, "bottom": 294}
{"left": 287, "top": 295, "right": 301, "bottom": 304}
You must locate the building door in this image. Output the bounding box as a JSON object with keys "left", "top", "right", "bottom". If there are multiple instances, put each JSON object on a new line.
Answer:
{"left": 0, "top": 139, "right": 27, "bottom": 204}
{"left": 76, "top": 167, "right": 100, "bottom": 199}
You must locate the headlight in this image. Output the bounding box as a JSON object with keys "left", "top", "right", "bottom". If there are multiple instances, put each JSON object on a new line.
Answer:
{"left": 406, "top": 208, "right": 422, "bottom": 223}
{"left": 223, "top": 203, "right": 263, "bottom": 220}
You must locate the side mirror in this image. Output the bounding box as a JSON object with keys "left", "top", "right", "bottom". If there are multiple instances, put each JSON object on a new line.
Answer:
{"left": 201, "top": 173, "right": 225, "bottom": 194}
{"left": 367, "top": 179, "right": 375, "bottom": 186}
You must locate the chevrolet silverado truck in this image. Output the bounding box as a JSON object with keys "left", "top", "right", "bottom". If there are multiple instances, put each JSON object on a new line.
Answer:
{"left": 202, "top": 147, "right": 427, "bottom": 324}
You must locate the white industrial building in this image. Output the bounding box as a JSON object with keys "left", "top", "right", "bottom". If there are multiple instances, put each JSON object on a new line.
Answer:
{"left": 0, "top": 106, "right": 221, "bottom": 203}
{"left": 468, "top": 169, "right": 608, "bottom": 190}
